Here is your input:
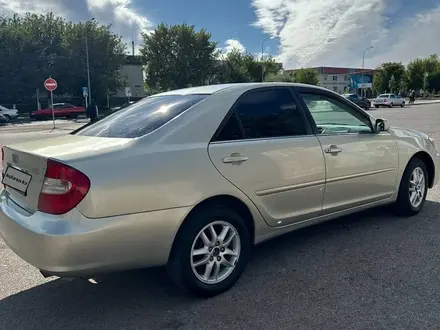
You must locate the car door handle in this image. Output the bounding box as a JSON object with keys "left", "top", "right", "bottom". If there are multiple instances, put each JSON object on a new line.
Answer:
{"left": 324, "top": 145, "right": 342, "bottom": 154}
{"left": 222, "top": 153, "right": 248, "bottom": 164}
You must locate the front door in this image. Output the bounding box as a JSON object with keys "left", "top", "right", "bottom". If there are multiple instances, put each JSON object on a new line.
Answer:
{"left": 296, "top": 89, "right": 399, "bottom": 214}
{"left": 208, "top": 87, "right": 326, "bottom": 227}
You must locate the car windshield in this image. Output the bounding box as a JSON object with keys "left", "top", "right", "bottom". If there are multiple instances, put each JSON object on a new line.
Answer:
{"left": 74, "top": 94, "right": 209, "bottom": 138}
{"left": 378, "top": 94, "right": 390, "bottom": 98}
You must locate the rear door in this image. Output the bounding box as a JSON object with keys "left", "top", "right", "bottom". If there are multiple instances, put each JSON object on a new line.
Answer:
{"left": 208, "top": 87, "right": 326, "bottom": 227}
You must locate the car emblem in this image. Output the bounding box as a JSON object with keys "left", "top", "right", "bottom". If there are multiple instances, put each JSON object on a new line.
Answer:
{"left": 12, "top": 153, "right": 18, "bottom": 164}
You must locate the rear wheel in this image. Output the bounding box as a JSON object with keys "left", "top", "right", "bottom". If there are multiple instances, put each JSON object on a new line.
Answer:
{"left": 388, "top": 103, "right": 393, "bottom": 108}
{"left": 4, "top": 114, "right": 11, "bottom": 122}
{"left": 394, "top": 158, "right": 428, "bottom": 216}
{"left": 375, "top": 105, "right": 379, "bottom": 108}
{"left": 401, "top": 101, "right": 405, "bottom": 107}
{"left": 167, "top": 206, "right": 251, "bottom": 297}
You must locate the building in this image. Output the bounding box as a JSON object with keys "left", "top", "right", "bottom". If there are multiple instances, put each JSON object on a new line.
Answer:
{"left": 115, "top": 55, "right": 146, "bottom": 98}
{"left": 286, "top": 66, "right": 375, "bottom": 97}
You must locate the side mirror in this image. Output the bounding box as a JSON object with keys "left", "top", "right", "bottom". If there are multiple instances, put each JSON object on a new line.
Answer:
{"left": 375, "top": 118, "right": 390, "bottom": 132}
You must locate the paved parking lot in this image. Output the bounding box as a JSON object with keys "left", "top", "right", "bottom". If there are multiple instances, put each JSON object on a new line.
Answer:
{"left": 2, "top": 104, "right": 440, "bottom": 329}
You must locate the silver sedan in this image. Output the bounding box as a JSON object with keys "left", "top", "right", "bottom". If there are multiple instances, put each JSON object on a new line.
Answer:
{"left": 1, "top": 83, "right": 439, "bottom": 297}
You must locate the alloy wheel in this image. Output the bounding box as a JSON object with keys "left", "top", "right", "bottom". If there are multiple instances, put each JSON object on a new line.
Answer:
{"left": 409, "top": 167, "right": 425, "bottom": 208}
{"left": 190, "top": 221, "right": 241, "bottom": 284}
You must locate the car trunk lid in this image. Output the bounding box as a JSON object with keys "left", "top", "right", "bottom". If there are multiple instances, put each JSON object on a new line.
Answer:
{"left": 2, "top": 135, "right": 131, "bottom": 213}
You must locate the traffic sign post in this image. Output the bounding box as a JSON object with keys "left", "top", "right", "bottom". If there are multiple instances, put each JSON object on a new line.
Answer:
{"left": 82, "top": 87, "right": 89, "bottom": 108}
{"left": 44, "top": 77, "right": 58, "bottom": 129}
{"left": 125, "top": 87, "right": 132, "bottom": 102}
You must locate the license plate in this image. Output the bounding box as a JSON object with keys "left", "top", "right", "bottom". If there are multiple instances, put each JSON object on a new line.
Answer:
{"left": 1, "top": 166, "right": 32, "bottom": 194}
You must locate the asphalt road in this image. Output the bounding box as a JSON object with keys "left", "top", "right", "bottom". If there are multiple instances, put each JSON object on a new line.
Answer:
{"left": 2, "top": 104, "right": 440, "bottom": 329}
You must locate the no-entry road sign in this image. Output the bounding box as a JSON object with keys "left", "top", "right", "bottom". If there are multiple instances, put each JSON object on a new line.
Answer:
{"left": 44, "top": 78, "right": 58, "bottom": 92}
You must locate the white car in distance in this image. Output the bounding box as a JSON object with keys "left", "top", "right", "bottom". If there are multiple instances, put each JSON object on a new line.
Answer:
{"left": 374, "top": 94, "right": 405, "bottom": 108}
{"left": 0, "top": 105, "right": 19, "bottom": 121}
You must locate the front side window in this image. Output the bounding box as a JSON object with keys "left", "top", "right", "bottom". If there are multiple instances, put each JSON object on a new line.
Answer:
{"left": 75, "top": 94, "right": 208, "bottom": 138}
{"left": 300, "top": 93, "right": 372, "bottom": 134}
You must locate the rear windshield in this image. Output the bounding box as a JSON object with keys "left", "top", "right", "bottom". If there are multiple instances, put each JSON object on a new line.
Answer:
{"left": 378, "top": 94, "right": 390, "bottom": 98}
{"left": 75, "top": 94, "right": 208, "bottom": 138}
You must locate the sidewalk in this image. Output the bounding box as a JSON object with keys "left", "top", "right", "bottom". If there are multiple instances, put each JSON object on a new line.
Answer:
{"left": 368, "top": 98, "right": 440, "bottom": 105}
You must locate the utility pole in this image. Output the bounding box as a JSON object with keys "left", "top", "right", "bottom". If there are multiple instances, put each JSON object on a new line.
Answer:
{"left": 85, "top": 18, "right": 95, "bottom": 105}
{"left": 261, "top": 36, "right": 272, "bottom": 82}
{"left": 362, "top": 46, "right": 374, "bottom": 97}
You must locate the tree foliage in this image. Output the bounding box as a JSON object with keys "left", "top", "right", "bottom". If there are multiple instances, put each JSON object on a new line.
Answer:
{"left": 294, "top": 68, "right": 319, "bottom": 85}
{"left": 140, "top": 23, "right": 218, "bottom": 91}
{"left": 372, "top": 62, "right": 405, "bottom": 93}
{"left": 0, "top": 13, "right": 127, "bottom": 103}
{"left": 212, "top": 49, "right": 280, "bottom": 84}
{"left": 265, "top": 71, "right": 295, "bottom": 82}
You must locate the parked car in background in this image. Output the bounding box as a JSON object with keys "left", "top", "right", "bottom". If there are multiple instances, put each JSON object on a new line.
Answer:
{"left": 342, "top": 93, "right": 371, "bottom": 110}
{"left": 0, "top": 105, "right": 19, "bottom": 121}
{"left": 1, "top": 83, "right": 439, "bottom": 298}
{"left": 30, "top": 103, "right": 85, "bottom": 120}
{"left": 0, "top": 113, "right": 8, "bottom": 124}
{"left": 110, "top": 100, "right": 136, "bottom": 112}
{"left": 374, "top": 94, "right": 405, "bottom": 108}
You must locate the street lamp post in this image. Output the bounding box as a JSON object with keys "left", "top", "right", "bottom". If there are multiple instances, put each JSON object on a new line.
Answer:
{"left": 361, "top": 46, "right": 374, "bottom": 98}
{"left": 261, "top": 36, "right": 272, "bottom": 82}
{"left": 85, "top": 18, "right": 95, "bottom": 106}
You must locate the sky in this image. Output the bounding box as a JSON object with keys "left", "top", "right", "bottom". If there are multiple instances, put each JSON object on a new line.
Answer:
{"left": 1, "top": 0, "right": 440, "bottom": 69}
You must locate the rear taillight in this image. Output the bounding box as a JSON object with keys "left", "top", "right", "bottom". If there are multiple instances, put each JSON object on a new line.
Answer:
{"left": 1, "top": 147, "right": 4, "bottom": 174}
{"left": 384, "top": 99, "right": 388, "bottom": 103}
{"left": 1, "top": 147, "right": 4, "bottom": 187}
{"left": 38, "top": 159, "right": 90, "bottom": 215}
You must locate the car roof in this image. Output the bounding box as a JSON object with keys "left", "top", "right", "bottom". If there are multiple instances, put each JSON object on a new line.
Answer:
{"left": 154, "top": 82, "right": 331, "bottom": 96}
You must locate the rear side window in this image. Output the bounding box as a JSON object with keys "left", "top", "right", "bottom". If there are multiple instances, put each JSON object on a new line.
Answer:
{"left": 214, "top": 88, "right": 307, "bottom": 141}
{"left": 75, "top": 94, "right": 208, "bottom": 138}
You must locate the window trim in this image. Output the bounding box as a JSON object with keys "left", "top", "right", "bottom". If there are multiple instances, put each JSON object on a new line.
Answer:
{"left": 292, "top": 86, "right": 375, "bottom": 135}
{"left": 210, "top": 86, "right": 314, "bottom": 143}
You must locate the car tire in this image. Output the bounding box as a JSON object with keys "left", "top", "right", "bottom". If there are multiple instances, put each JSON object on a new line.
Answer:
{"left": 401, "top": 101, "right": 405, "bottom": 107}
{"left": 375, "top": 105, "right": 379, "bottom": 108}
{"left": 388, "top": 103, "right": 393, "bottom": 108}
{"left": 167, "top": 205, "right": 252, "bottom": 297}
{"left": 394, "top": 157, "right": 428, "bottom": 216}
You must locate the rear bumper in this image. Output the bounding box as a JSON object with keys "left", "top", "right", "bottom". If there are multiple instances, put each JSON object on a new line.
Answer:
{"left": 0, "top": 189, "right": 190, "bottom": 277}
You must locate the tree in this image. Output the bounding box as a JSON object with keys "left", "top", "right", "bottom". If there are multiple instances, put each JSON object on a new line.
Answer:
{"left": 265, "top": 71, "right": 295, "bottom": 82}
{"left": 406, "top": 58, "right": 426, "bottom": 91}
{"left": 427, "top": 72, "right": 440, "bottom": 92}
{"left": 294, "top": 68, "right": 319, "bottom": 85}
{"left": 216, "top": 49, "right": 252, "bottom": 83}
{"left": 388, "top": 75, "right": 397, "bottom": 93}
{"left": 372, "top": 62, "right": 405, "bottom": 93}
{"left": 407, "top": 55, "right": 440, "bottom": 91}
{"left": 140, "top": 23, "right": 218, "bottom": 91}
{"left": 0, "top": 13, "right": 127, "bottom": 104}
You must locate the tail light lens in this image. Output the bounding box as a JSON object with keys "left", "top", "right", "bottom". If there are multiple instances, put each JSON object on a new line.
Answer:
{"left": 1, "top": 147, "right": 4, "bottom": 188}
{"left": 38, "top": 159, "right": 90, "bottom": 215}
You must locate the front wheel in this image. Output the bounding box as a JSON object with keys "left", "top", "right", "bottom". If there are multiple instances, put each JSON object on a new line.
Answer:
{"left": 167, "top": 206, "right": 251, "bottom": 297}
{"left": 394, "top": 158, "right": 428, "bottom": 216}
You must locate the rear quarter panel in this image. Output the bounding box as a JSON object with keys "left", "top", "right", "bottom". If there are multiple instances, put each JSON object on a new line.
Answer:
{"left": 73, "top": 86, "right": 269, "bottom": 237}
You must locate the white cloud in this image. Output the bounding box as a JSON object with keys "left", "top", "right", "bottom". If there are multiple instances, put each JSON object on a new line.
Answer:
{"left": 251, "top": 0, "right": 440, "bottom": 69}
{"left": 0, "top": 0, "right": 153, "bottom": 54}
{"left": 216, "top": 39, "right": 246, "bottom": 59}
{"left": 223, "top": 39, "right": 246, "bottom": 54}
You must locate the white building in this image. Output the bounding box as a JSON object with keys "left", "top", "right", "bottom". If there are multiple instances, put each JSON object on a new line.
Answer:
{"left": 115, "top": 56, "right": 146, "bottom": 98}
